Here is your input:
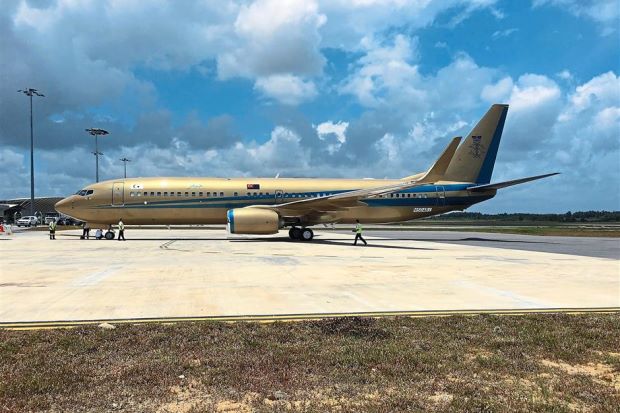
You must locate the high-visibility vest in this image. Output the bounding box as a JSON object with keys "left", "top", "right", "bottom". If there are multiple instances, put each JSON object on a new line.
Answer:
{"left": 118, "top": 222, "right": 125, "bottom": 230}
{"left": 49, "top": 222, "right": 56, "bottom": 231}
{"left": 355, "top": 224, "right": 362, "bottom": 234}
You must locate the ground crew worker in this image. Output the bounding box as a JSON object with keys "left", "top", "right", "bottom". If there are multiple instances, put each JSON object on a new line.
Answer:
{"left": 49, "top": 219, "right": 57, "bottom": 240}
{"left": 82, "top": 221, "right": 90, "bottom": 239}
{"left": 353, "top": 219, "right": 367, "bottom": 246}
{"left": 117, "top": 218, "right": 126, "bottom": 241}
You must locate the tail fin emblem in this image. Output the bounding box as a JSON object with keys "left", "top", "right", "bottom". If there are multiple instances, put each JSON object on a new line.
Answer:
{"left": 469, "top": 135, "right": 485, "bottom": 159}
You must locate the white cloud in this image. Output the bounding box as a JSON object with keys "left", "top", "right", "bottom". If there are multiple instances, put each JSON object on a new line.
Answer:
{"left": 563, "top": 71, "right": 620, "bottom": 116}
{"left": 254, "top": 75, "right": 318, "bottom": 105}
{"left": 340, "top": 34, "right": 423, "bottom": 107}
{"left": 315, "top": 121, "right": 349, "bottom": 154}
{"left": 318, "top": 0, "right": 499, "bottom": 49}
{"left": 481, "top": 77, "right": 514, "bottom": 102}
{"left": 492, "top": 28, "right": 518, "bottom": 38}
{"left": 341, "top": 34, "right": 500, "bottom": 113}
{"left": 316, "top": 121, "right": 348, "bottom": 144}
{"left": 508, "top": 74, "right": 562, "bottom": 112}
{"left": 556, "top": 70, "right": 573, "bottom": 80}
{"left": 532, "top": 0, "right": 620, "bottom": 35}
{"left": 217, "top": 0, "right": 326, "bottom": 80}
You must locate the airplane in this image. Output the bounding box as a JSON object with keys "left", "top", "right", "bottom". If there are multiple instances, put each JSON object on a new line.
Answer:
{"left": 55, "top": 104, "right": 558, "bottom": 241}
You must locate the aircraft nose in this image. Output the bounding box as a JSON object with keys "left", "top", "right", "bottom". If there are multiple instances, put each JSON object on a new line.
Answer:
{"left": 55, "top": 197, "right": 72, "bottom": 215}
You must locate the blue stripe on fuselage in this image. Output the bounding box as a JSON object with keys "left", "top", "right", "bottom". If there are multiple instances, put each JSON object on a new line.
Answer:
{"left": 97, "top": 184, "right": 484, "bottom": 210}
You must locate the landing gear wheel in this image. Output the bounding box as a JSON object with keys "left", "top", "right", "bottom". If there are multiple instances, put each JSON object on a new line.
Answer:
{"left": 301, "top": 228, "right": 314, "bottom": 241}
{"left": 289, "top": 227, "right": 302, "bottom": 240}
{"left": 104, "top": 231, "right": 115, "bottom": 240}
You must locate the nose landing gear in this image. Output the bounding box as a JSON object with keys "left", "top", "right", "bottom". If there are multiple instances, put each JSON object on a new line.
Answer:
{"left": 289, "top": 227, "right": 314, "bottom": 241}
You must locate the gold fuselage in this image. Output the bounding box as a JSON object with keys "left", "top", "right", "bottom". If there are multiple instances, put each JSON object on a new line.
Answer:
{"left": 55, "top": 177, "right": 495, "bottom": 226}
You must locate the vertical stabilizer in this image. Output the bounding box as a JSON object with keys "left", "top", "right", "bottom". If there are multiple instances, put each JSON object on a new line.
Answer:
{"left": 444, "top": 104, "right": 508, "bottom": 184}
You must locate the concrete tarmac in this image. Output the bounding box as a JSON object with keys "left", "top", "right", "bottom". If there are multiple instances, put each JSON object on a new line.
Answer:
{"left": 0, "top": 229, "right": 618, "bottom": 324}
{"left": 356, "top": 230, "right": 620, "bottom": 259}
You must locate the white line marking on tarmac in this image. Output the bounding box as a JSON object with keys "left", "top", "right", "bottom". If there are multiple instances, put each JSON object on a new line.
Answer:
{"left": 455, "top": 280, "right": 548, "bottom": 308}
{"left": 71, "top": 266, "right": 122, "bottom": 287}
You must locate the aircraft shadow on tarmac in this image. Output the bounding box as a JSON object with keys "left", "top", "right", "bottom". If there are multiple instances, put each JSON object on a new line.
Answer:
{"left": 230, "top": 237, "right": 437, "bottom": 251}
{"left": 380, "top": 237, "right": 553, "bottom": 245}
{"left": 61, "top": 234, "right": 435, "bottom": 250}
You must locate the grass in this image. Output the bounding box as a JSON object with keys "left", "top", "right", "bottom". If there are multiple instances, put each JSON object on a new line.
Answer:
{"left": 368, "top": 226, "right": 620, "bottom": 237}
{"left": 1, "top": 314, "right": 618, "bottom": 412}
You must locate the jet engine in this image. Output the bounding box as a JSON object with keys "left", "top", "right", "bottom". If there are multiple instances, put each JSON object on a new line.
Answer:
{"left": 226, "top": 208, "right": 281, "bottom": 235}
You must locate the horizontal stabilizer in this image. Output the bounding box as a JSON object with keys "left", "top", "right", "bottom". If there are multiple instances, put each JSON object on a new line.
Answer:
{"left": 468, "top": 172, "right": 559, "bottom": 191}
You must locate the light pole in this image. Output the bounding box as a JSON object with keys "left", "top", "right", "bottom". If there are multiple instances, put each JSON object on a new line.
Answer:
{"left": 85, "top": 128, "right": 109, "bottom": 182}
{"left": 120, "top": 157, "right": 131, "bottom": 179}
{"left": 18, "top": 88, "right": 44, "bottom": 216}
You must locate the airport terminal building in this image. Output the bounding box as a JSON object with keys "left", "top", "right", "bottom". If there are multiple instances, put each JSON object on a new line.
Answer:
{"left": 0, "top": 197, "right": 63, "bottom": 223}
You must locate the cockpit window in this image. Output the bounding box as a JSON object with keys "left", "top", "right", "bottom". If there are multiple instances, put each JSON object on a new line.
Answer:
{"left": 75, "top": 189, "right": 94, "bottom": 196}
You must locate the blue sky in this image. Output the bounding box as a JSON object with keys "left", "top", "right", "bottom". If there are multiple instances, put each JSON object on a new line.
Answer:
{"left": 1, "top": 0, "right": 619, "bottom": 213}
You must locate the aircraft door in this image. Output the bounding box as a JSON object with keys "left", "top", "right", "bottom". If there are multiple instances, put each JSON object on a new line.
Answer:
{"left": 435, "top": 185, "right": 446, "bottom": 206}
{"left": 274, "top": 189, "right": 284, "bottom": 204}
{"left": 112, "top": 182, "right": 125, "bottom": 206}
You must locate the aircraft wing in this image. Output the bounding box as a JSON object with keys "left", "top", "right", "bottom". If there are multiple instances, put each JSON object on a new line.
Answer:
{"left": 250, "top": 137, "right": 461, "bottom": 215}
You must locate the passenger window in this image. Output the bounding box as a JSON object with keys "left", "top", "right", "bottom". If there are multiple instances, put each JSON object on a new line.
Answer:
{"left": 234, "top": 192, "right": 238, "bottom": 196}
{"left": 185, "top": 192, "right": 189, "bottom": 196}
{"left": 157, "top": 192, "right": 161, "bottom": 196}
{"left": 199, "top": 192, "right": 203, "bottom": 196}
{"left": 163, "top": 192, "right": 168, "bottom": 196}
{"left": 246, "top": 192, "right": 250, "bottom": 196}
{"left": 191, "top": 192, "right": 196, "bottom": 196}
{"left": 220, "top": 192, "right": 224, "bottom": 197}
{"left": 206, "top": 192, "right": 210, "bottom": 197}
{"left": 137, "top": 192, "right": 142, "bottom": 197}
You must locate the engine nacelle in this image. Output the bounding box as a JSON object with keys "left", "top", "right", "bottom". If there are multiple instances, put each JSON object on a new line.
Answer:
{"left": 226, "top": 208, "right": 281, "bottom": 235}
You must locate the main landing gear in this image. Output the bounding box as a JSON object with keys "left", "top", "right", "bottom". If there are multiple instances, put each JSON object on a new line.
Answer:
{"left": 288, "top": 227, "right": 314, "bottom": 241}
{"left": 104, "top": 231, "right": 115, "bottom": 240}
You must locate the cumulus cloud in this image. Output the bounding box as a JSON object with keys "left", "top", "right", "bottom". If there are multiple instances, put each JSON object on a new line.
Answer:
{"left": 254, "top": 75, "right": 318, "bottom": 105}
{"left": 561, "top": 71, "right": 620, "bottom": 118}
{"left": 340, "top": 35, "right": 423, "bottom": 107}
{"left": 218, "top": 0, "right": 326, "bottom": 82}
{"left": 315, "top": 121, "right": 349, "bottom": 154}
{"left": 341, "top": 35, "right": 499, "bottom": 113}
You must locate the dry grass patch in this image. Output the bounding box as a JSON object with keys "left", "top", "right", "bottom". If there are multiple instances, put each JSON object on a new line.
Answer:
{"left": 1, "top": 313, "right": 619, "bottom": 412}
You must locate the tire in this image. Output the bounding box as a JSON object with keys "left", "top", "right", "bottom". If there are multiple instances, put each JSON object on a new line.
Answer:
{"left": 105, "top": 231, "right": 115, "bottom": 240}
{"left": 290, "top": 227, "right": 302, "bottom": 240}
{"left": 301, "top": 228, "right": 314, "bottom": 241}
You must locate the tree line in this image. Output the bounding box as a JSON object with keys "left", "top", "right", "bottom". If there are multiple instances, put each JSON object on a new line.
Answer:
{"left": 429, "top": 211, "right": 620, "bottom": 222}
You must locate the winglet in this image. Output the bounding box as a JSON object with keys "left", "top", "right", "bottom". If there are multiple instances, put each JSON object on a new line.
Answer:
{"left": 404, "top": 137, "right": 462, "bottom": 183}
